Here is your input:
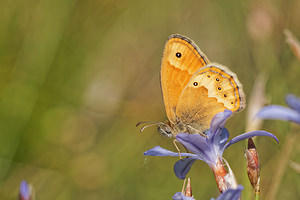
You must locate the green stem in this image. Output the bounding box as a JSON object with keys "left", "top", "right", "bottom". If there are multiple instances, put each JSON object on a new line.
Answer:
{"left": 255, "top": 192, "right": 260, "bottom": 200}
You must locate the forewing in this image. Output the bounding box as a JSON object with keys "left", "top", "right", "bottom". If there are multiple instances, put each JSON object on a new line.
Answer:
{"left": 160, "top": 34, "right": 210, "bottom": 123}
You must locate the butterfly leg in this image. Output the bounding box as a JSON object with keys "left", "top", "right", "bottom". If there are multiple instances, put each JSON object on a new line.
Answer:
{"left": 187, "top": 125, "right": 208, "bottom": 138}
{"left": 173, "top": 139, "right": 183, "bottom": 159}
{"left": 173, "top": 138, "right": 192, "bottom": 157}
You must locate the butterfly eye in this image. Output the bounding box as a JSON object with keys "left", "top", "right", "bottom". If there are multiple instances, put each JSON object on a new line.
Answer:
{"left": 176, "top": 52, "right": 181, "bottom": 58}
{"left": 193, "top": 82, "right": 198, "bottom": 86}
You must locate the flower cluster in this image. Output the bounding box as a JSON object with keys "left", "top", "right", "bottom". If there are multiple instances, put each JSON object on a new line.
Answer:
{"left": 173, "top": 184, "right": 244, "bottom": 200}
{"left": 144, "top": 110, "right": 278, "bottom": 198}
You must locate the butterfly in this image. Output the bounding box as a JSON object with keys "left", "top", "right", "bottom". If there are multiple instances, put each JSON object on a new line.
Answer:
{"left": 137, "top": 34, "right": 245, "bottom": 137}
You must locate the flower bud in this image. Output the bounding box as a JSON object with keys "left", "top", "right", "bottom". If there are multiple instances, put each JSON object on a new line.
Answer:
{"left": 245, "top": 138, "right": 260, "bottom": 194}
{"left": 184, "top": 178, "right": 192, "bottom": 197}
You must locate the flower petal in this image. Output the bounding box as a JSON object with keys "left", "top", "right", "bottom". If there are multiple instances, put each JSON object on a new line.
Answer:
{"left": 286, "top": 94, "right": 300, "bottom": 113}
{"left": 173, "top": 192, "right": 195, "bottom": 200}
{"left": 176, "top": 134, "right": 213, "bottom": 164}
{"left": 143, "top": 146, "right": 196, "bottom": 157}
{"left": 256, "top": 105, "right": 300, "bottom": 124}
{"left": 210, "top": 110, "right": 232, "bottom": 136}
{"left": 174, "top": 158, "right": 196, "bottom": 179}
{"left": 219, "top": 128, "right": 229, "bottom": 149}
{"left": 216, "top": 185, "right": 244, "bottom": 200}
{"left": 211, "top": 127, "right": 230, "bottom": 158}
{"left": 224, "top": 131, "right": 279, "bottom": 150}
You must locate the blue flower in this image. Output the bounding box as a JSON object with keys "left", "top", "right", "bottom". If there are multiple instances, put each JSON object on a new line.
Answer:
{"left": 256, "top": 94, "right": 300, "bottom": 124}
{"left": 172, "top": 192, "right": 195, "bottom": 200}
{"left": 172, "top": 185, "right": 243, "bottom": 200}
{"left": 144, "top": 110, "right": 278, "bottom": 180}
{"left": 212, "top": 185, "right": 244, "bottom": 200}
{"left": 19, "top": 180, "right": 31, "bottom": 200}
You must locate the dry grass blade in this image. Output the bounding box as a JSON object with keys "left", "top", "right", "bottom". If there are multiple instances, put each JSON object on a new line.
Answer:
{"left": 246, "top": 75, "right": 267, "bottom": 132}
{"left": 266, "top": 128, "right": 297, "bottom": 200}
{"left": 289, "top": 160, "right": 300, "bottom": 174}
{"left": 284, "top": 29, "right": 300, "bottom": 61}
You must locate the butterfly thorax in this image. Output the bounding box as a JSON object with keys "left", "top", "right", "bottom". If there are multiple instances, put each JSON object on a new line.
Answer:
{"left": 158, "top": 120, "right": 207, "bottom": 138}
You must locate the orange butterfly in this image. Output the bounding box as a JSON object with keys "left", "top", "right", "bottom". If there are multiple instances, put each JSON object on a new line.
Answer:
{"left": 138, "top": 34, "right": 245, "bottom": 137}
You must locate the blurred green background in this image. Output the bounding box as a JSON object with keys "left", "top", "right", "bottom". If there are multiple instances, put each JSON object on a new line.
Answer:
{"left": 0, "top": 0, "right": 300, "bottom": 199}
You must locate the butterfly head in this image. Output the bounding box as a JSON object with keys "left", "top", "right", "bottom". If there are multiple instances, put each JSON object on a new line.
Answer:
{"left": 136, "top": 121, "right": 174, "bottom": 138}
{"left": 157, "top": 121, "right": 174, "bottom": 138}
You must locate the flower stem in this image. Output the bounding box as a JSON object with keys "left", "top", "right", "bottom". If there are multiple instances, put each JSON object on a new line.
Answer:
{"left": 212, "top": 158, "right": 228, "bottom": 193}
{"left": 255, "top": 192, "right": 260, "bottom": 200}
{"left": 254, "top": 185, "right": 260, "bottom": 200}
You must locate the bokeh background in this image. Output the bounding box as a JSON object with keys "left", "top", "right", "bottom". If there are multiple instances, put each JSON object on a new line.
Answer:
{"left": 0, "top": 0, "right": 300, "bottom": 199}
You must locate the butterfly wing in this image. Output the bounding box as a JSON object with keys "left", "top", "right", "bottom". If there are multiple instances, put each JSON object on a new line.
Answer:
{"left": 175, "top": 63, "right": 245, "bottom": 132}
{"left": 160, "top": 34, "right": 210, "bottom": 124}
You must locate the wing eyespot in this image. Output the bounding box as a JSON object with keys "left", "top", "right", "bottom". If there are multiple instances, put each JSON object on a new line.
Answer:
{"left": 193, "top": 82, "right": 198, "bottom": 86}
{"left": 176, "top": 52, "right": 182, "bottom": 58}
